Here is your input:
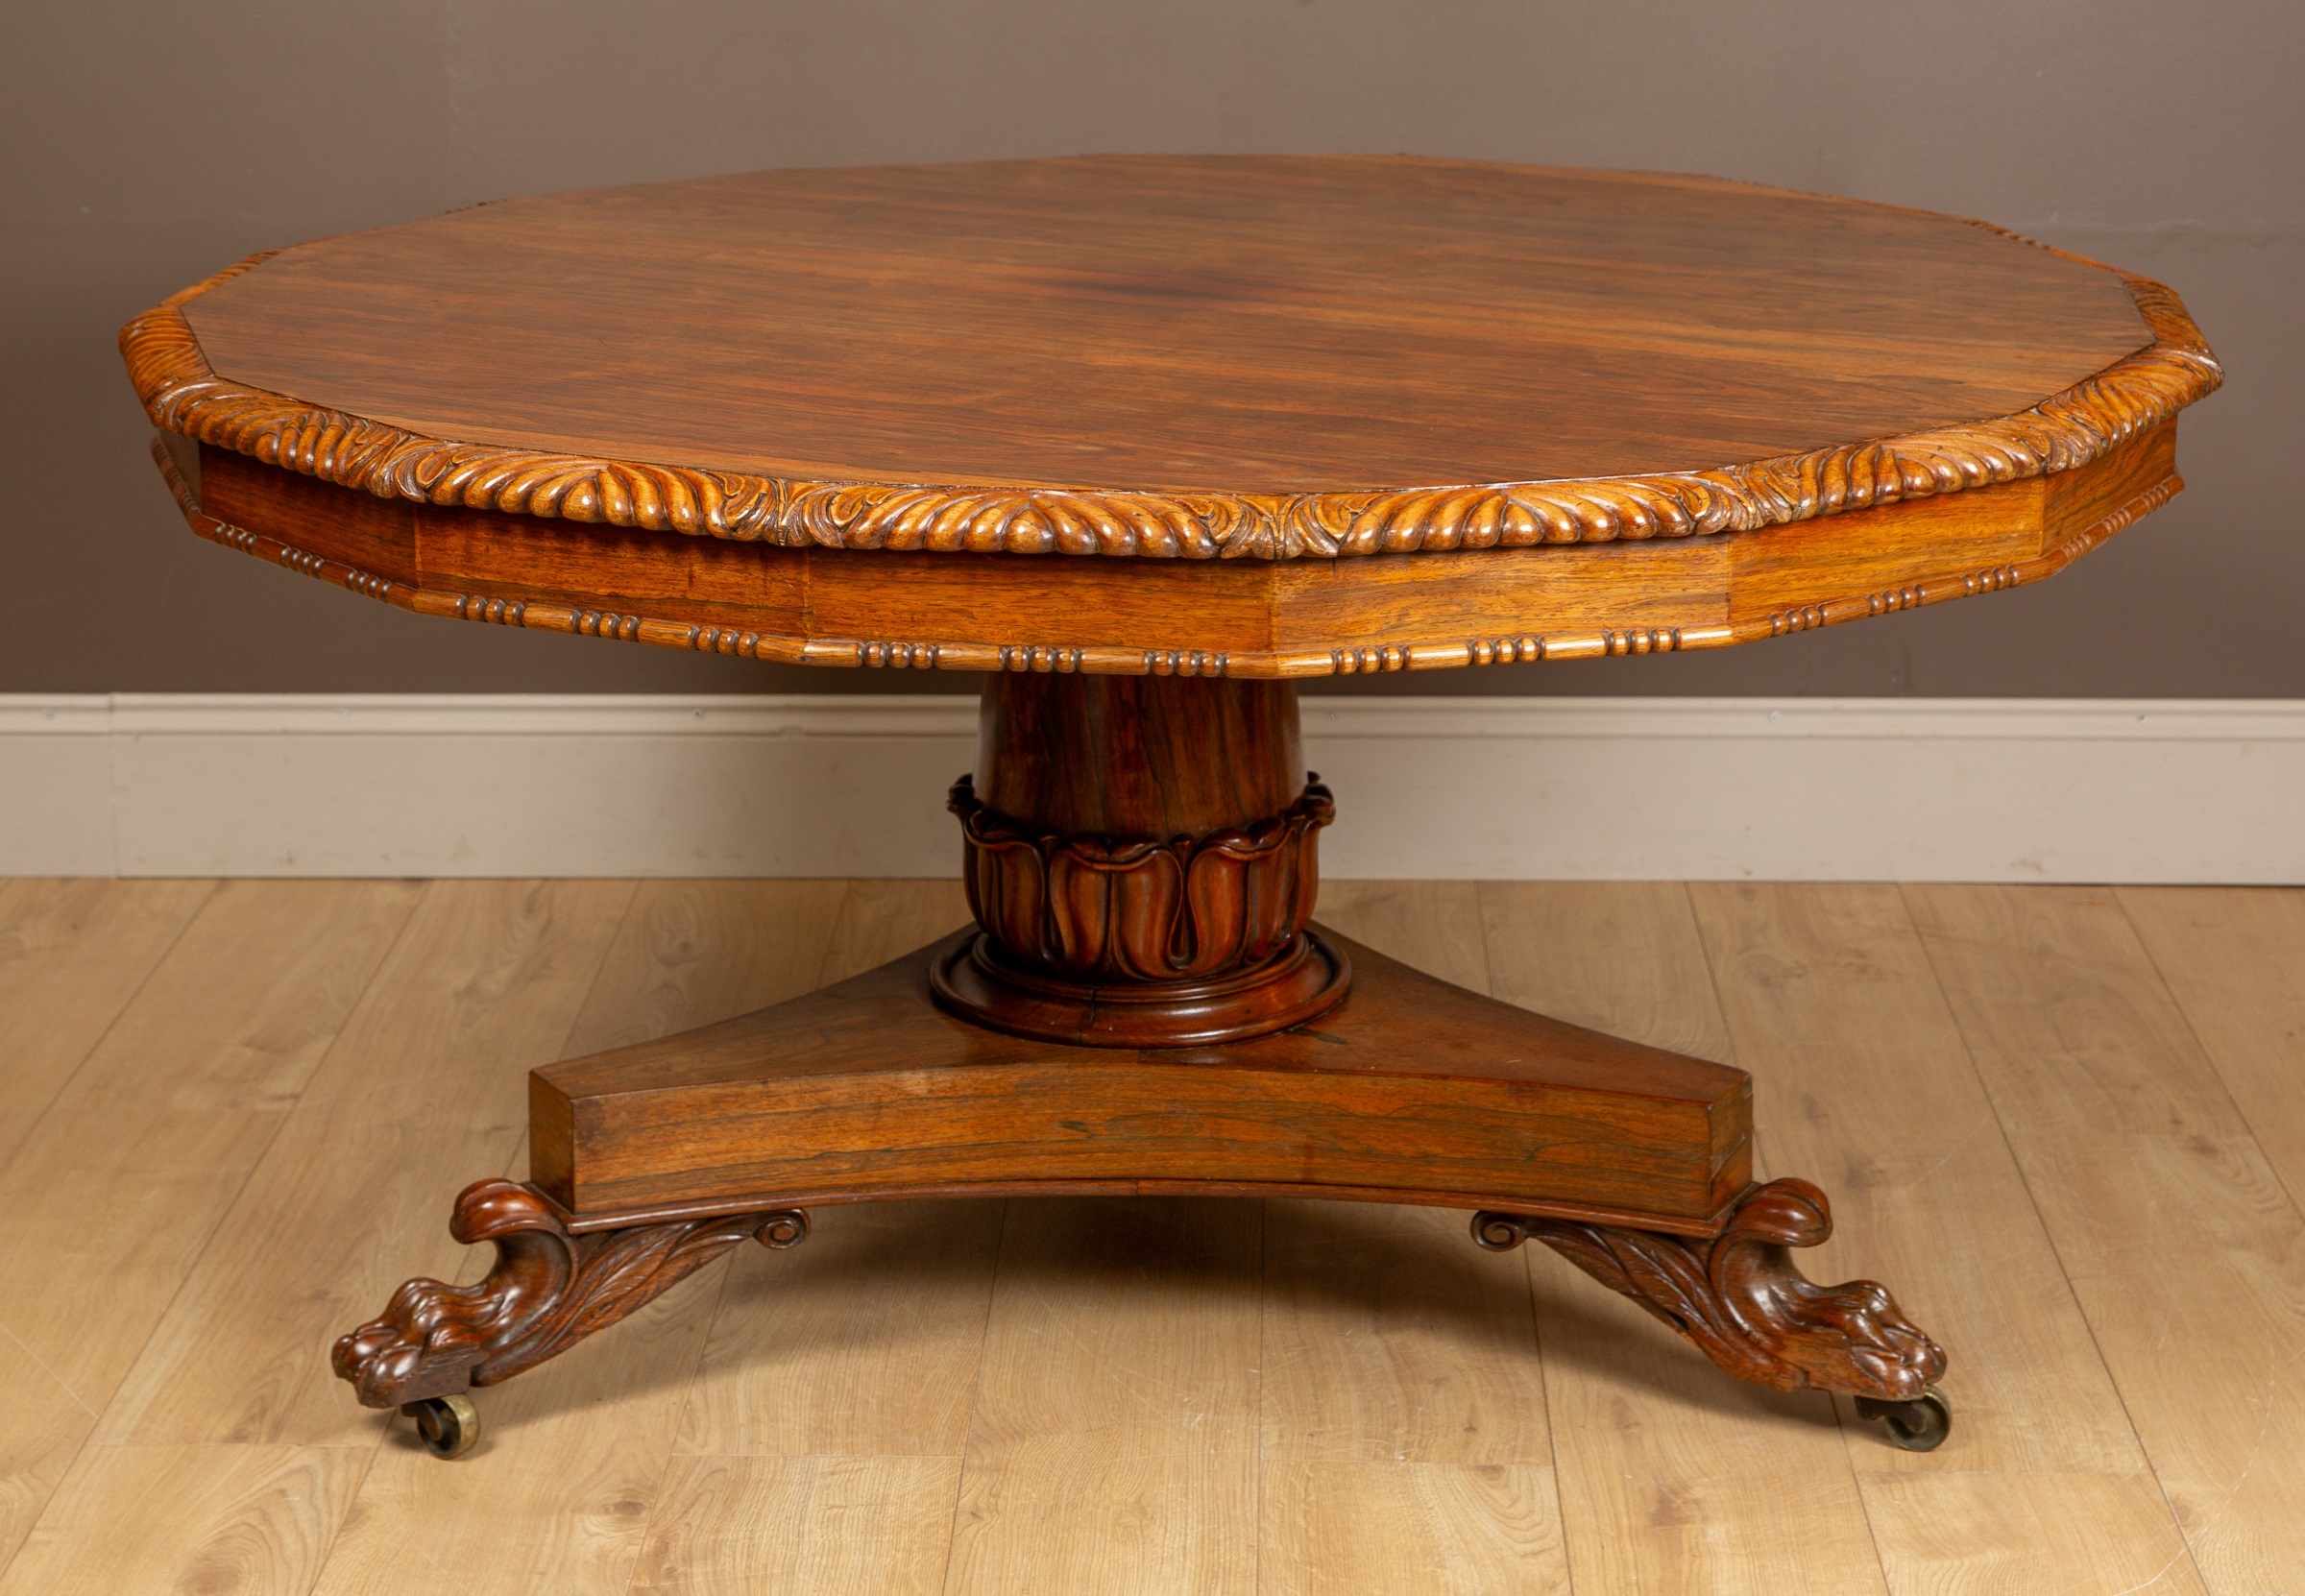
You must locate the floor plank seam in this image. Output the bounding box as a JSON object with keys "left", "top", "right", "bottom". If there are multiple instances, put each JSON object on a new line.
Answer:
{"left": 1250, "top": 1196, "right": 1267, "bottom": 1596}
{"left": 1896, "top": 884, "right": 2221, "bottom": 1596}
{"left": 0, "top": 1321, "right": 96, "bottom": 1421}
{"left": 2114, "top": 888, "right": 2305, "bottom": 1228}
{"left": 1835, "top": 1411, "right": 1898, "bottom": 1596}
{"left": 109, "top": 889, "right": 430, "bottom": 1457}
{"left": 934, "top": 1195, "right": 1004, "bottom": 1596}
{"left": 0, "top": 880, "right": 219, "bottom": 1171}
{"left": 297, "top": 1434, "right": 385, "bottom": 1596}
{"left": 1470, "top": 883, "right": 1581, "bottom": 1596}
{"left": 615, "top": 1264, "right": 737, "bottom": 1596}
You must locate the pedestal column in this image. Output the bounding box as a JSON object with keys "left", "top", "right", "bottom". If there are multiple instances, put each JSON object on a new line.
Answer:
{"left": 931, "top": 673, "right": 1351, "bottom": 1047}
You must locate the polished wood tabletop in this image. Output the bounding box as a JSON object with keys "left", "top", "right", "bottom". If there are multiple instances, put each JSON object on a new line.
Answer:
{"left": 126, "top": 156, "right": 2219, "bottom": 677}
{"left": 175, "top": 157, "right": 2155, "bottom": 494}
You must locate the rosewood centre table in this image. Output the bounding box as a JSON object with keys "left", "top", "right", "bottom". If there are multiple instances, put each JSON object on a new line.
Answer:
{"left": 123, "top": 156, "right": 2220, "bottom": 1460}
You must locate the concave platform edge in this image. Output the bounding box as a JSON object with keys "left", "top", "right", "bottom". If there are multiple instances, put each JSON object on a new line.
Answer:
{"left": 529, "top": 928, "right": 1754, "bottom": 1230}
{"left": 534, "top": 1176, "right": 1755, "bottom": 1242}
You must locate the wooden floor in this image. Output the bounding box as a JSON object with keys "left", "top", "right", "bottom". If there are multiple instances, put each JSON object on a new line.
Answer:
{"left": 0, "top": 878, "right": 2299, "bottom": 1595}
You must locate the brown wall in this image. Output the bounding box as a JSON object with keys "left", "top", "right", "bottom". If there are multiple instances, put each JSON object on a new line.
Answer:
{"left": 5, "top": 1, "right": 2295, "bottom": 699}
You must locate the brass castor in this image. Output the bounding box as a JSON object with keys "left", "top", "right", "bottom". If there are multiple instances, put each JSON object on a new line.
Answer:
{"left": 1855, "top": 1387, "right": 1952, "bottom": 1452}
{"left": 401, "top": 1393, "right": 481, "bottom": 1460}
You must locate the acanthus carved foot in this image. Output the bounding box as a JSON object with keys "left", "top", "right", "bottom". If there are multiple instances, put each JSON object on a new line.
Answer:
{"left": 331, "top": 1179, "right": 808, "bottom": 1409}
{"left": 1474, "top": 1177, "right": 1946, "bottom": 1402}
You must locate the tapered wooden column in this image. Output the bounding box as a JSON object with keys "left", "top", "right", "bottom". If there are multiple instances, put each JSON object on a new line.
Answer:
{"left": 932, "top": 673, "right": 1350, "bottom": 1047}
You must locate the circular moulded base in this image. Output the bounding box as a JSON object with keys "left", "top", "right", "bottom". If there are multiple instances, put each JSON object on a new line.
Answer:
{"left": 930, "top": 931, "right": 1352, "bottom": 1049}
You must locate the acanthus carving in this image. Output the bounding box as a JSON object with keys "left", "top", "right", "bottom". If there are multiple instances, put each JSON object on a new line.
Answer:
{"left": 330, "top": 1178, "right": 807, "bottom": 1409}
{"left": 951, "top": 774, "right": 1330, "bottom": 982}
{"left": 124, "top": 254, "right": 2220, "bottom": 563}
{"left": 1473, "top": 1177, "right": 1945, "bottom": 1400}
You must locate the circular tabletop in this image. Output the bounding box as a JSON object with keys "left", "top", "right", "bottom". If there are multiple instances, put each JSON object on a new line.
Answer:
{"left": 126, "top": 157, "right": 2220, "bottom": 676}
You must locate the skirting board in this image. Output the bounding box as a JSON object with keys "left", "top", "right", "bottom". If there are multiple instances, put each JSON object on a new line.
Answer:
{"left": 3, "top": 693, "right": 2300, "bottom": 883}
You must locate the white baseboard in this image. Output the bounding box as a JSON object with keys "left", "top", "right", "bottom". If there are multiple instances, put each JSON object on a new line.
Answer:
{"left": 4, "top": 693, "right": 2299, "bottom": 883}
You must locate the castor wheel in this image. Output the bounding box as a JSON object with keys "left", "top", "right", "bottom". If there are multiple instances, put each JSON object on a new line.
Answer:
{"left": 1855, "top": 1387, "right": 1951, "bottom": 1452}
{"left": 400, "top": 1393, "right": 481, "bottom": 1459}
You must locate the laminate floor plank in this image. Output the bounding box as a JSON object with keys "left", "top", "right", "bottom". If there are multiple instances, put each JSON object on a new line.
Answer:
{"left": 308, "top": 881, "right": 848, "bottom": 1596}
{"left": 0, "top": 877, "right": 221, "bottom": 1582}
{"left": 0, "top": 878, "right": 215, "bottom": 1169}
{"left": 629, "top": 1455, "right": 960, "bottom": 1596}
{"left": 566, "top": 879, "right": 852, "bottom": 1055}
{"left": 1905, "top": 883, "right": 2305, "bottom": 1596}
{"left": 1313, "top": 879, "right": 1492, "bottom": 989}
{"left": 95, "top": 879, "right": 638, "bottom": 1448}
{"left": 1859, "top": 1471, "right": 2207, "bottom": 1596}
{"left": 1258, "top": 1197, "right": 1549, "bottom": 1467}
{"left": 0, "top": 1444, "right": 369, "bottom": 1596}
{"left": 1476, "top": 881, "right": 1731, "bottom": 1062}
{"left": 1482, "top": 882, "right": 1892, "bottom": 1596}
{"left": 2117, "top": 885, "right": 2305, "bottom": 1206}
{"left": 680, "top": 1197, "right": 1004, "bottom": 1459}
{"left": 813, "top": 879, "right": 972, "bottom": 986}
{"left": 943, "top": 1197, "right": 1262, "bottom": 1596}
{"left": 0, "top": 882, "right": 416, "bottom": 1579}
{"left": 1686, "top": 883, "right": 2152, "bottom": 1477}
{"left": 1277, "top": 890, "right": 1528, "bottom": 1473}
{"left": 1267, "top": 882, "right": 1565, "bottom": 1596}
{"left": 667, "top": 879, "right": 1005, "bottom": 1465}
{"left": 1689, "top": 883, "right": 2212, "bottom": 1596}
{"left": 1260, "top": 1460, "right": 1568, "bottom": 1596}
{"left": 0, "top": 1334, "right": 96, "bottom": 1580}
{"left": 0, "top": 882, "right": 421, "bottom": 1409}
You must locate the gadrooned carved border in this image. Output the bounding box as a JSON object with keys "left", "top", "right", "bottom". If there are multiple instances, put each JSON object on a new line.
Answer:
{"left": 121, "top": 226, "right": 2220, "bottom": 562}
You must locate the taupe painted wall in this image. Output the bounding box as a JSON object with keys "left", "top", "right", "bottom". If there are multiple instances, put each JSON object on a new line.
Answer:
{"left": 6, "top": 1, "right": 2295, "bottom": 698}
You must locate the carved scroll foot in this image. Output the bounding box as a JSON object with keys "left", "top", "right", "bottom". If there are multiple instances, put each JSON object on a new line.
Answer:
{"left": 331, "top": 1179, "right": 808, "bottom": 1410}
{"left": 1474, "top": 1177, "right": 1947, "bottom": 1405}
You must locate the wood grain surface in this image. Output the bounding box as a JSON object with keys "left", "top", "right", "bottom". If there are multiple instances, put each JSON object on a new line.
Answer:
{"left": 1475, "top": 882, "right": 1892, "bottom": 1596}
{"left": 306, "top": 882, "right": 859, "bottom": 1596}
{"left": 528, "top": 926, "right": 1751, "bottom": 1226}
{"left": 0, "top": 880, "right": 214, "bottom": 1173}
{"left": 126, "top": 157, "right": 2221, "bottom": 678}
{"left": 347, "top": 842, "right": 1951, "bottom": 1416}
{"left": 975, "top": 672, "right": 1302, "bottom": 833}
{"left": 175, "top": 157, "right": 2159, "bottom": 494}
{"left": 125, "top": 157, "right": 2219, "bottom": 572}
{"left": 93, "top": 880, "right": 636, "bottom": 1448}
{"left": 1686, "top": 883, "right": 2145, "bottom": 1478}
{"left": 1904, "top": 885, "right": 2305, "bottom": 1592}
